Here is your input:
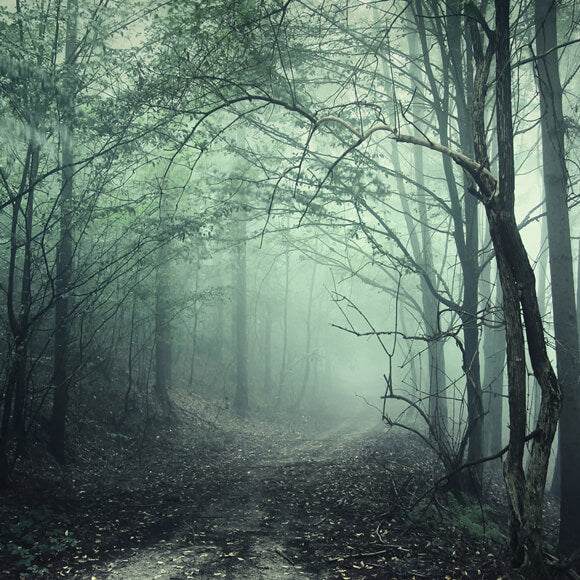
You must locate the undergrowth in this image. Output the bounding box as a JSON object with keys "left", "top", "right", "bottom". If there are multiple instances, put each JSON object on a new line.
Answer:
{"left": 406, "top": 491, "right": 506, "bottom": 545}
{"left": 0, "top": 504, "right": 78, "bottom": 578}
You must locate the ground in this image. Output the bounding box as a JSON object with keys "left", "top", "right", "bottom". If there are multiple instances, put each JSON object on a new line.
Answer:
{"left": 0, "top": 394, "right": 558, "bottom": 579}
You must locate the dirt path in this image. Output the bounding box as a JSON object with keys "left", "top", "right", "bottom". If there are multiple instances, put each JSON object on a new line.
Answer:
{"left": 2, "top": 405, "right": 514, "bottom": 579}
{"left": 82, "top": 413, "right": 385, "bottom": 579}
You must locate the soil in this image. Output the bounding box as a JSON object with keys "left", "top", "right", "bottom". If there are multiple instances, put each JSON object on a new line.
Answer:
{"left": 0, "top": 396, "right": 554, "bottom": 579}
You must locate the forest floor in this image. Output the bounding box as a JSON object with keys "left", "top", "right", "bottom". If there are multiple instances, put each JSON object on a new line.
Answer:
{"left": 0, "top": 393, "right": 560, "bottom": 579}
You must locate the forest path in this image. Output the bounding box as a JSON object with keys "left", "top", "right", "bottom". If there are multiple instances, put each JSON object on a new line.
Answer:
{"left": 81, "top": 408, "right": 387, "bottom": 579}
{"left": 1, "top": 399, "right": 515, "bottom": 579}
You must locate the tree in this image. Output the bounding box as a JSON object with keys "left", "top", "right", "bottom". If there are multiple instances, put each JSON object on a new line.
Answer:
{"left": 49, "top": 0, "right": 78, "bottom": 462}
{"left": 534, "top": 0, "right": 580, "bottom": 555}
{"left": 0, "top": 0, "right": 178, "bottom": 478}
{"left": 233, "top": 210, "right": 249, "bottom": 416}
{"left": 482, "top": 268, "right": 505, "bottom": 457}
{"left": 154, "top": 222, "right": 173, "bottom": 415}
{"left": 1, "top": 0, "right": 62, "bottom": 479}
{"left": 267, "top": 0, "right": 560, "bottom": 573}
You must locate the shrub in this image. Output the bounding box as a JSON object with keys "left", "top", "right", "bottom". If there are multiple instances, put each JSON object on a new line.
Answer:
{"left": 0, "top": 504, "right": 78, "bottom": 577}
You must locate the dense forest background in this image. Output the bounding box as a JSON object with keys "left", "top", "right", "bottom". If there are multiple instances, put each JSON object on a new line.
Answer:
{"left": 1, "top": 0, "right": 579, "bottom": 578}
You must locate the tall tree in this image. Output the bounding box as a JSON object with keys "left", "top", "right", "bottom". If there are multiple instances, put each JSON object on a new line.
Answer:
{"left": 484, "top": 2, "right": 560, "bottom": 573}
{"left": 534, "top": 0, "right": 580, "bottom": 555}
{"left": 0, "top": 0, "right": 55, "bottom": 481}
{"left": 291, "top": 1, "right": 561, "bottom": 571}
{"left": 155, "top": 188, "right": 173, "bottom": 414}
{"left": 233, "top": 212, "right": 249, "bottom": 416}
{"left": 411, "top": 1, "right": 484, "bottom": 490}
{"left": 50, "top": 0, "right": 78, "bottom": 462}
{"left": 444, "top": 0, "right": 484, "bottom": 485}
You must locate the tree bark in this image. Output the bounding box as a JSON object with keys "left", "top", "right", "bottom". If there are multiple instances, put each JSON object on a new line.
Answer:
{"left": 534, "top": 0, "right": 580, "bottom": 555}
{"left": 489, "top": 2, "right": 562, "bottom": 574}
{"left": 155, "top": 192, "right": 173, "bottom": 415}
{"left": 233, "top": 212, "right": 249, "bottom": 416}
{"left": 446, "top": 1, "right": 484, "bottom": 488}
{"left": 482, "top": 270, "right": 505, "bottom": 457}
{"left": 50, "top": 0, "right": 78, "bottom": 462}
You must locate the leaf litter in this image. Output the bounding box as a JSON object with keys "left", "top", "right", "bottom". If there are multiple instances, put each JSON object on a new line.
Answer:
{"left": 0, "top": 393, "right": 546, "bottom": 579}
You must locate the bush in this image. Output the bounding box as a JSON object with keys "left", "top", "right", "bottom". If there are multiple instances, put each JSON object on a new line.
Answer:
{"left": 0, "top": 504, "right": 78, "bottom": 577}
{"left": 406, "top": 492, "right": 506, "bottom": 545}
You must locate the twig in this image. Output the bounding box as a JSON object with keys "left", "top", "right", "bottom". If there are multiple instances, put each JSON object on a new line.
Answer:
{"left": 275, "top": 549, "right": 295, "bottom": 566}
{"left": 433, "top": 428, "right": 540, "bottom": 489}
{"left": 329, "top": 547, "right": 409, "bottom": 562}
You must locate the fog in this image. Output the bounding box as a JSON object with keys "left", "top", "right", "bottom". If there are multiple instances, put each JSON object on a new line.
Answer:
{"left": 167, "top": 227, "right": 396, "bottom": 425}
{"left": 1, "top": 0, "right": 579, "bottom": 576}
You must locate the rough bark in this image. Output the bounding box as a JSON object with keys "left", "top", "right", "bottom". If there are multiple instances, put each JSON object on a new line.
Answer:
{"left": 490, "top": 2, "right": 561, "bottom": 574}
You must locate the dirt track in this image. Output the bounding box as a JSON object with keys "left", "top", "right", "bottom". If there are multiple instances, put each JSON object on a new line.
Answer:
{"left": 82, "top": 413, "right": 384, "bottom": 579}
{"left": 1, "top": 405, "right": 515, "bottom": 579}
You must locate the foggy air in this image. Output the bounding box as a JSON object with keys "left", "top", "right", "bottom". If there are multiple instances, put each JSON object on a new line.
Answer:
{"left": 0, "top": 1, "right": 578, "bottom": 578}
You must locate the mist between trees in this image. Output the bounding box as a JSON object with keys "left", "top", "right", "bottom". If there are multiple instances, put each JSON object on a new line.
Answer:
{"left": 0, "top": 0, "right": 579, "bottom": 578}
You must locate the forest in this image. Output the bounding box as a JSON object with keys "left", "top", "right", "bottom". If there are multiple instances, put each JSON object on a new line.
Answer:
{"left": 0, "top": 0, "right": 579, "bottom": 578}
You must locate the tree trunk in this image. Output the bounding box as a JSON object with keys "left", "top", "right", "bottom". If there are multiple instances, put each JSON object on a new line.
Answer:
{"left": 482, "top": 271, "right": 505, "bottom": 457}
{"left": 186, "top": 262, "right": 201, "bottom": 392}
{"left": 263, "top": 299, "right": 273, "bottom": 394}
{"left": 380, "top": 27, "right": 450, "bottom": 455}
{"left": 277, "top": 248, "right": 290, "bottom": 407}
{"left": 155, "top": 191, "right": 173, "bottom": 414}
{"left": 490, "top": 2, "right": 561, "bottom": 574}
{"left": 155, "top": 257, "right": 172, "bottom": 413}
{"left": 0, "top": 144, "right": 38, "bottom": 485}
{"left": 294, "top": 262, "right": 317, "bottom": 410}
{"left": 446, "top": 1, "right": 483, "bottom": 489}
{"left": 534, "top": 0, "right": 580, "bottom": 555}
{"left": 12, "top": 149, "right": 37, "bottom": 452}
{"left": 50, "top": 0, "right": 78, "bottom": 461}
{"left": 233, "top": 213, "right": 249, "bottom": 416}
{"left": 408, "top": 31, "right": 449, "bottom": 448}
{"left": 414, "top": 1, "right": 483, "bottom": 491}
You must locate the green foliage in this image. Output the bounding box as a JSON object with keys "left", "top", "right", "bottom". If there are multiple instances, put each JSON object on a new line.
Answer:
{"left": 457, "top": 503, "right": 505, "bottom": 543}
{"left": 0, "top": 504, "right": 78, "bottom": 577}
{"left": 406, "top": 492, "right": 506, "bottom": 545}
